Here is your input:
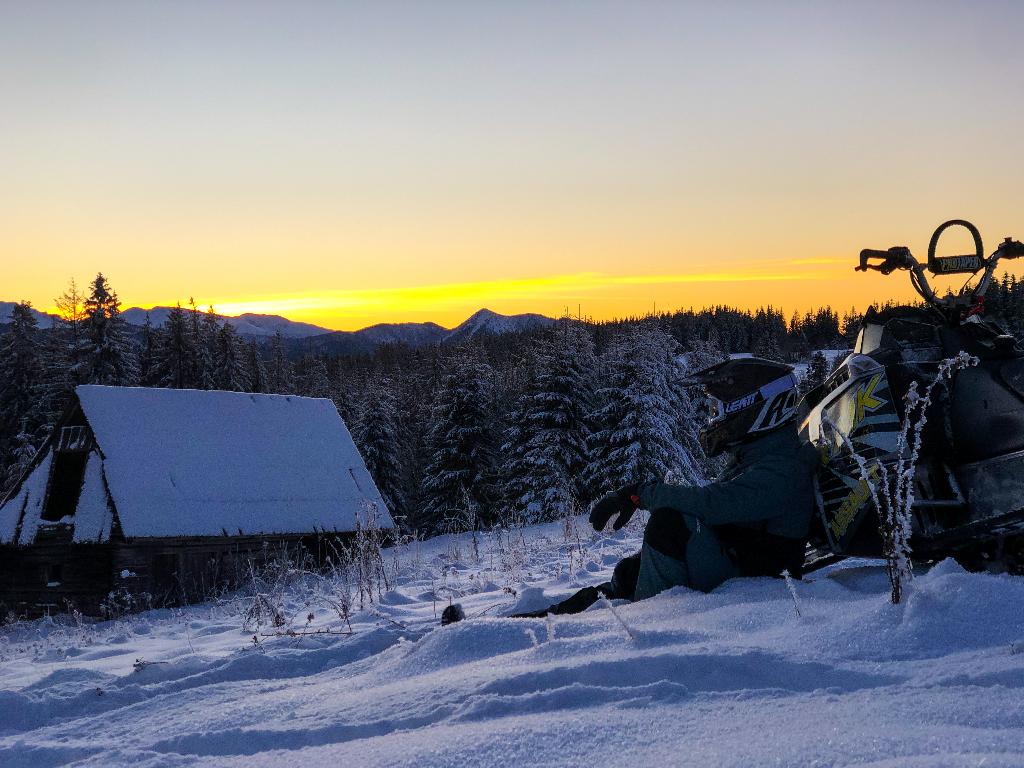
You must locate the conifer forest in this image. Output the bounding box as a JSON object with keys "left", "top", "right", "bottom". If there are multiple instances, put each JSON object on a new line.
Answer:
{"left": 17, "top": 272, "right": 1024, "bottom": 536}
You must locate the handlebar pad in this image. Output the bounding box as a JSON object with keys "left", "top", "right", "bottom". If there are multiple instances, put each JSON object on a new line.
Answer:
{"left": 928, "top": 219, "right": 984, "bottom": 274}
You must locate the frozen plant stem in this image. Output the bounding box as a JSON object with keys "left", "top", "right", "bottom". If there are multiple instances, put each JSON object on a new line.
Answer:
{"left": 824, "top": 352, "right": 978, "bottom": 604}
{"left": 598, "top": 596, "right": 636, "bottom": 641}
{"left": 782, "top": 570, "right": 802, "bottom": 618}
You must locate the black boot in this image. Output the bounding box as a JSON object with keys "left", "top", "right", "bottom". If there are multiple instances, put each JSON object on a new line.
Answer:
{"left": 510, "top": 583, "right": 610, "bottom": 618}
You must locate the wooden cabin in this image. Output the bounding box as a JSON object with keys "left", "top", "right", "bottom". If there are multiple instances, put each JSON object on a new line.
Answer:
{"left": 0, "top": 385, "right": 392, "bottom": 618}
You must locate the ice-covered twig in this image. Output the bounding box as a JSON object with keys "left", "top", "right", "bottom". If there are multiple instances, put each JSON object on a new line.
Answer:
{"left": 598, "top": 595, "right": 636, "bottom": 641}
{"left": 259, "top": 628, "right": 355, "bottom": 638}
{"left": 821, "top": 352, "right": 978, "bottom": 603}
{"left": 370, "top": 609, "right": 409, "bottom": 631}
{"left": 782, "top": 570, "right": 802, "bottom": 618}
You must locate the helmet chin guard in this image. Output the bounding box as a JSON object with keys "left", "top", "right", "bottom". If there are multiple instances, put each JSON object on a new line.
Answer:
{"left": 688, "top": 357, "right": 800, "bottom": 456}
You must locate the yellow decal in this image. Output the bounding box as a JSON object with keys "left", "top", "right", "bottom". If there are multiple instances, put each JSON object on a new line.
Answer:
{"left": 829, "top": 464, "right": 881, "bottom": 540}
{"left": 819, "top": 444, "right": 832, "bottom": 466}
{"left": 851, "top": 374, "right": 886, "bottom": 428}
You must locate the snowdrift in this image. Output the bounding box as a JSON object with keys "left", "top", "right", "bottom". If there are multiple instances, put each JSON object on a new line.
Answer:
{"left": 1, "top": 518, "right": 1022, "bottom": 767}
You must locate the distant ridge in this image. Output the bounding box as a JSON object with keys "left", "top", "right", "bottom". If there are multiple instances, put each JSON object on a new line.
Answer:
{"left": 0, "top": 302, "right": 54, "bottom": 329}
{"left": 2, "top": 301, "right": 556, "bottom": 353}
{"left": 299, "top": 308, "right": 556, "bottom": 356}
{"left": 118, "top": 307, "right": 331, "bottom": 339}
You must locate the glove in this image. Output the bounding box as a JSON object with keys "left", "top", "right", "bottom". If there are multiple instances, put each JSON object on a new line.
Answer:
{"left": 589, "top": 483, "right": 642, "bottom": 532}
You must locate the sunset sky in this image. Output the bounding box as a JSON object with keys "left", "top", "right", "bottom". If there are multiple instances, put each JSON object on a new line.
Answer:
{"left": 2, "top": 1, "right": 1023, "bottom": 330}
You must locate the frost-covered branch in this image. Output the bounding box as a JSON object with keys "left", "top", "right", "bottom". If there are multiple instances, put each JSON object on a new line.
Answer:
{"left": 823, "top": 352, "right": 978, "bottom": 603}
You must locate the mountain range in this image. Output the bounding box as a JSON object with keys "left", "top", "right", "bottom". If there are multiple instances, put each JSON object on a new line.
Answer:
{"left": 0, "top": 302, "right": 555, "bottom": 354}
{"left": 292, "top": 308, "right": 555, "bottom": 356}
{"left": 118, "top": 307, "right": 330, "bottom": 339}
{"left": 0, "top": 302, "right": 55, "bottom": 329}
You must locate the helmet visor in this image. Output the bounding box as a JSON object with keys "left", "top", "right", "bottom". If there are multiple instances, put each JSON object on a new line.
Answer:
{"left": 707, "top": 396, "right": 726, "bottom": 423}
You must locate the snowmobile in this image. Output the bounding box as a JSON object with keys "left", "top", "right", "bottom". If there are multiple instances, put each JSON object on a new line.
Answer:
{"left": 801, "top": 219, "right": 1024, "bottom": 575}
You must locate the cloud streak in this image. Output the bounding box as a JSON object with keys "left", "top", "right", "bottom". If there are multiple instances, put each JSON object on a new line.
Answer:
{"left": 200, "top": 269, "right": 824, "bottom": 319}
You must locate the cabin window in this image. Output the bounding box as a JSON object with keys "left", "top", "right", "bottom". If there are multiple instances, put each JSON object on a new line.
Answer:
{"left": 57, "top": 426, "right": 90, "bottom": 453}
{"left": 44, "top": 563, "right": 63, "bottom": 587}
{"left": 41, "top": 451, "right": 89, "bottom": 521}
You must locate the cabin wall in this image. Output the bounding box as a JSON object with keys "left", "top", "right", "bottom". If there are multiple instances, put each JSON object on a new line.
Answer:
{"left": 0, "top": 543, "right": 115, "bottom": 618}
{"left": 1, "top": 533, "right": 354, "bottom": 619}
{"left": 115, "top": 534, "right": 352, "bottom": 605}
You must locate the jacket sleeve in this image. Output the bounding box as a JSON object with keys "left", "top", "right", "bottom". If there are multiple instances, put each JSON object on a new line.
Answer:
{"left": 638, "top": 464, "right": 793, "bottom": 526}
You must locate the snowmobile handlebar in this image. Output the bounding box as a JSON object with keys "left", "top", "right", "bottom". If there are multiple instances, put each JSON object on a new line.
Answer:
{"left": 857, "top": 220, "right": 1021, "bottom": 314}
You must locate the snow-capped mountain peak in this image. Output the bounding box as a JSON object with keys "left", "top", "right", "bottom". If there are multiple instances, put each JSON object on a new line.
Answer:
{"left": 117, "top": 307, "right": 332, "bottom": 339}
{"left": 443, "top": 308, "right": 555, "bottom": 344}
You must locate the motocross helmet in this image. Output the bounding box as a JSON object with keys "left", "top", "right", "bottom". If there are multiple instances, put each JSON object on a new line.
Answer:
{"left": 687, "top": 357, "right": 800, "bottom": 457}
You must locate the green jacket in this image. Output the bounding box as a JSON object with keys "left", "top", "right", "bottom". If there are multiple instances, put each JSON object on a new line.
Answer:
{"left": 638, "top": 424, "right": 819, "bottom": 540}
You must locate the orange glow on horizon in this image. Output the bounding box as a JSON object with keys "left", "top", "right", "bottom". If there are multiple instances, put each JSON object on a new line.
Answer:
{"left": 36, "top": 251, "right": 1024, "bottom": 333}
{"left": 60, "top": 262, "right": 939, "bottom": 332}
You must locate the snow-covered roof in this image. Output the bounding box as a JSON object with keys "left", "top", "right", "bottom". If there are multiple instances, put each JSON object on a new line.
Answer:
{"left": 1, "top": 386, "right": 392, "bottom": 543}
{"left": 0, "top": 454, "right": 50, "bottom": 544}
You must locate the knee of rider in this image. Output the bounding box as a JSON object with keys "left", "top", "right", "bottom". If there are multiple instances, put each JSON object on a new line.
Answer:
{"left": 610, "top": 553, "right": 642, "bottom": 599}
{"left": 643, "top": 508, "right": 689, "bottom": 560}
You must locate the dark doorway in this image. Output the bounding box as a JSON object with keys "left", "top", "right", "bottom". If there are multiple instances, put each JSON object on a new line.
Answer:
{"left": 41, "top": 452, "right": 89, "bottom": 522}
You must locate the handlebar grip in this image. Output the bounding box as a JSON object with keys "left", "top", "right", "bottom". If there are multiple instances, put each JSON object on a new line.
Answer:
{"left": 996, "top": 238, "right": 1024, "bottom": 260}
{"left": 857, "top": 248, "right": 896, "bottom": 272}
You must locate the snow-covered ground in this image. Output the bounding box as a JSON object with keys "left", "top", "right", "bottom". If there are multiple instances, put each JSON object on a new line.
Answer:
{"left": 2, "top": 516, "right": 1023, "bottom": 767}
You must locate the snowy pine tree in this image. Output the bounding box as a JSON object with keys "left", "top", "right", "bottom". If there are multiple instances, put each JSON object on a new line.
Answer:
{"left": 665, "top": 340, "right": 713, "bottom": 487}
{"left": 31, "top": 279, "right": 91, "bottom": 427}
{"left": 2, "top": 428, "right": 37, "bottom": 496}
{"left": 53, "top": 278, "right": 89, "bottom": 386}
{"left": 800, "top": 350, "right": 830, "bottom": 395}
{"left": 684, "top": 330, "right": 726, "bottom": 374}
{"left": 81, "top": 273, "right": 139, "bottom": 385}
{"left": 588, "top": 324, "right": 707, "bottom": 493}
{"left": 352, "top": 375, "right": 406, "bottom": 520}
{"left": 246, "top": 340, "right": 268, "bottom": 393}
{"left": 138, "top": 312, "right": 158, "bottom": 386}
{"left": 393, "top": 364, "right": 436, "bottom": 527}
{"left": 213, "top": 322, "right": 251, "bottom": 392}
{"left": 419, "top": 347, "right": 496, "bottom": 533}
{"left": 752, "top": 329, "right": 783, "bottom": 362}
{"left": 499, "top": 319, "right": 596, "bottom": 522}
{"left": 331, "top": 366, "right": 363, "bottom": 426}
{"left": 193, "top": 304, "right": 219, "bottom": 390}
{"left": 268, "top": 331, "right": 293, "bottom": 393}
{"left": 152, "top": 303, "right": 194, "bottom": 389}
{"left": 0, "top": 302, "right": 44, "bottom": 439}
{"left": 298, "top": 356, "right": 332, "bottom": 399}
{"left": 0, "top": 303, "right": 44, "bottom": 487}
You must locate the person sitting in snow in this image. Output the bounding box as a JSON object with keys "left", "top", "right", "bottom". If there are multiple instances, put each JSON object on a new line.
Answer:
{"left": 515, "top": 357, "right": 821, "bottom": 617}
